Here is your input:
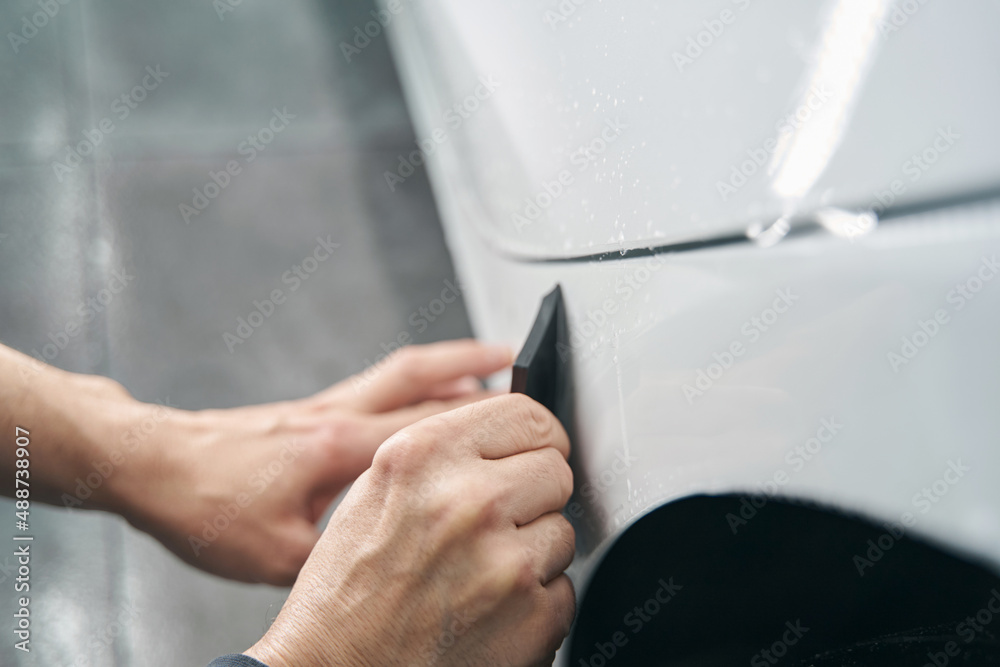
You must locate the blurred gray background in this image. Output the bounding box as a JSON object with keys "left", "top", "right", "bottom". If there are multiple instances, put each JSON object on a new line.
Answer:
{"left": 0, "top": 0, "right": 471, "bottom": 664}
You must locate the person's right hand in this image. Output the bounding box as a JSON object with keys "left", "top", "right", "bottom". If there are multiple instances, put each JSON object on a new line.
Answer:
{"left": 245, "top": 393, "right": 577, "bottom": 667}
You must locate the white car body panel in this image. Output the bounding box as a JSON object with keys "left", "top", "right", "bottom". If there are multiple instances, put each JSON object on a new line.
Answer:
{"left": 383, "top": 0, "right": 1000, "bottom": 259}
{"left": 380, "top": 0, "right": 1000, "bottom": 659}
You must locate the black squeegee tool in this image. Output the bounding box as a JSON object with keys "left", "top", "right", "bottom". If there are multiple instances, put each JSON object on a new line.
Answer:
{"left": 511, "top": 285, "right": 574, "bottom": 438}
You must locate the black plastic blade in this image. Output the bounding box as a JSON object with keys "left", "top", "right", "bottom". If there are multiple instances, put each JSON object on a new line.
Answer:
{"left": 511, "top": 285, "right": 573, "bottom": 437}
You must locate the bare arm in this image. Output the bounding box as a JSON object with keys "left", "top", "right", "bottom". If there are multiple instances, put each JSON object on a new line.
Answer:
{"left": 0, "top": 339, "right": 512, "bottom": 584}
{"left": 0, "top": 344, "right": 139, "bottom": 511}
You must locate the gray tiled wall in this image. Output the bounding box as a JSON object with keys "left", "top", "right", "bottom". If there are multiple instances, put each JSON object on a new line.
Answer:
{"left": 0, "top": 1, "right": 471, "bottom": 664}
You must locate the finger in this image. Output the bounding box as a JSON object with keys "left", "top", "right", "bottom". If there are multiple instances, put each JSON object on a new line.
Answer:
{"left": 539, "top": 573, "right": 577, "bottom": 652}
{"left": 347, "top": 340, "right": 512, "bottom": 412}
{"left": 518, "top": 512, "right": 576, "bottom": 584}
{"left": 501, "top": 570, "right": 575, "bottom": 667}
{"left": 421, "top": 375, "right": 483, "bottom": 401}
{"left": 361, "top": 390, "right": 502, "bottom": 447}
{"left": 323, "top": 375, "right": 483, "bottom": 412}
{"left": 438, "top": 393, "right": 570, "bottom": 461}
{"left": 490, "top": 447, "right": 574, "bottom": 526}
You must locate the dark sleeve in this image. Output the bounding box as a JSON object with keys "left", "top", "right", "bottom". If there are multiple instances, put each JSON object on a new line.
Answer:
{"left": 207, "top": 654, "right": 270, "bottom": 667}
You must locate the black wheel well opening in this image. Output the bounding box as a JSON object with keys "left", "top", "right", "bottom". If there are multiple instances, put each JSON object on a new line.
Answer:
{"left": 569, "top": 494, "right": 1000, "bottom": 666}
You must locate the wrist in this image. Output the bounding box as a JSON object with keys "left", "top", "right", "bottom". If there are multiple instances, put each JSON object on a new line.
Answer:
{"left": 102, "top": 399, "right": 204, "bottom": 536}
{"left": 245, "top": 601, "right": 361, "bottom": 667}
{"left": 100, "top": 397, "right": 187, "bottom": 517}
{"left": 45, "top": 370, "right": 194, "bottom": 528}
{"left": 244, "top": 625, "right": 315, "bottom": 667}
{"left": 24, "top": 369, "right": 145, "bottom": 512}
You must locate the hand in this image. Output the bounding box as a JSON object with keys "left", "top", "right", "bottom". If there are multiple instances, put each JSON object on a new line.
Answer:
{"left": 105, "top": 339, "right": 512, "bottom": 584}
{"left": 245, "top": 393, "right": 577, "bottom": 667}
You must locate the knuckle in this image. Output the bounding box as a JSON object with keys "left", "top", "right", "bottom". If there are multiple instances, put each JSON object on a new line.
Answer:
{"left": 515, "top": 554, "right": 538, "bottom": 591}
{"left": 430, "top": 479, "right": 498, "bottom": 537}
{"left": 537, "top": 576, "right": 576, "bottom": 643}
{"left": 457, "top": 481, "right": 501, "bottom": 524}
{"left": 518, "top": 396, "right": 556, "bottom": 447}
{"left": 436, "top": 499, "right": 481, "bottom": 537}
{"left": 540, "top": 448, "right": 573, "bottom": 501}
{"left": 562, "top": 517, "right": 576, "bottom": 549}
{"left": 524, "top": 450, "right": 573, "bottom": 504}
{"left": 495, "top": 548, "right": 536, "bottom": 595}
{"left": 555, "top": 580, "right": 577, "bottom": 637}
{"left": 493, "top": 394, "right": 558, "bottom": 450}
{"left": 529, "top": 517, "right": 575, "bottom": 564}
{"left": 556, "top": 457, "right": 574, "bottom": 504}
{"left": 372, "top": 430, "right": 425, "bottom": 476}
{"left": 552, "top": 515, "right": 576, "bottom": 553}
{"left": 472, "top": 490, "right": 503, "bottom": 527}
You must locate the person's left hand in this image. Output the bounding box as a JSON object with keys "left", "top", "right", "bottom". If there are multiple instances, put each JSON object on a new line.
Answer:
{"left": 105, "top": 339, "right": 511, "bottom": 584}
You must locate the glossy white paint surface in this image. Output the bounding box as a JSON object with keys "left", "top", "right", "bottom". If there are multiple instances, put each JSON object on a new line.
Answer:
{"left": 383, "top": 0, "right": 1000, "bottom": 259}
{"left": 382, "top": 1, "right": 1000, "bottom": 660}
{"left": 440, "top": 192, "right": 1000, "bottom": 571}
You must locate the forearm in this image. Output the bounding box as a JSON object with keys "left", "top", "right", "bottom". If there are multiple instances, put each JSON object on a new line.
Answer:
{"left": 0, "top": 337, "right": 513, "bottom": 586}
{"left": 0, "top": 343, "right": 145, "bottom": 513}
